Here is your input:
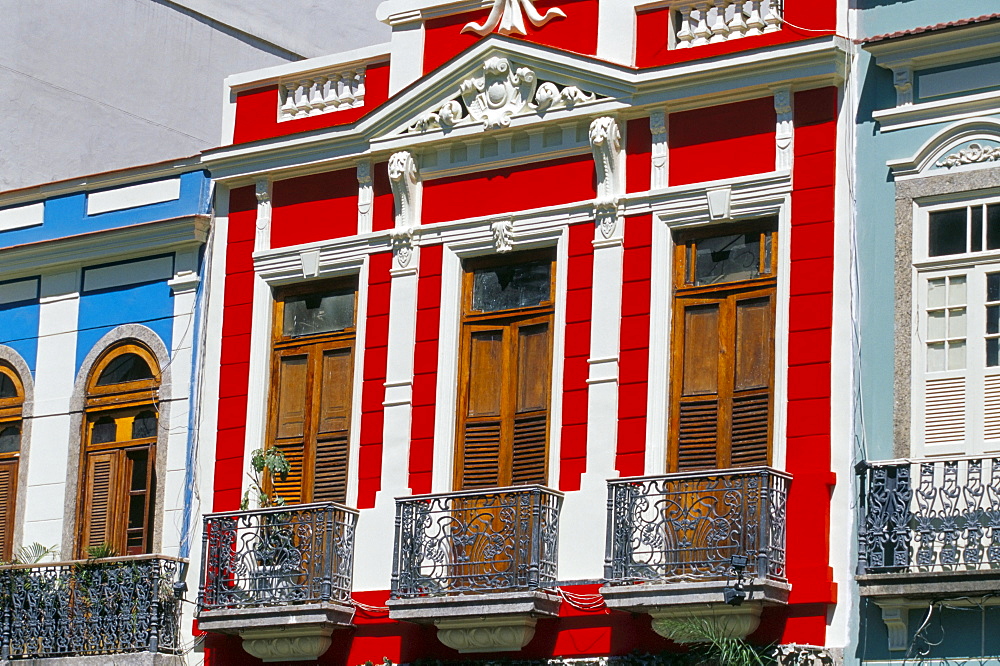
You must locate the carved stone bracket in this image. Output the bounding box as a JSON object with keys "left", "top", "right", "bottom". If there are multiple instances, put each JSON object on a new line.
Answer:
{"left": 892, "top": 66, "right": 913, "bottom": 106}
{"left": 390, "top": 226, "right": 415, "bottom": 269}
{"left": 649, "top": 603, "right": 763, "bottom": 642}
{"left": 406, "top": 58, "right": 602, "bottom": 134}
{"left": 491, "top": 217, "right": 514, "bottom": 253}
{"left": 594, "top": 199, "right": 622, "bottom": 239}
{"left": 435, "top": 616, "right": 538, "bottom": 653}
{"left": 388, "top": 151, "right": 419, "bottom": 228}
{"left": 590, "top": 117, "right": 623, "bottom": 239}
{"left": 935, "top": 142, "right": 1000, "bottom": 168}
{"left": 240, "top": 626, "right": 333, "bottom": 662}
{"left": 254, "top": 178, "right": 273, "bottom": 250}
{"left": 773, "top": 87, "right": 793, "bottom": 171}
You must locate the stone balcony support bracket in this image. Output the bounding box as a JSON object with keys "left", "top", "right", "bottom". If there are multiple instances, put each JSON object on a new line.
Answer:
{"left": 387, "top": 590, "right": 562, "bottom": 652}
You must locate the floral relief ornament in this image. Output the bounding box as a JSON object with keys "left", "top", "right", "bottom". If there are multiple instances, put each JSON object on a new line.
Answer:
{"left": 936, "top": 142, "right": 1000, "bottom": 168}
{"left": 462, "top": 0, "right": 565, "bottom": 36}
{"left": 461, "top": 57, "right": 537, "bottom": 129}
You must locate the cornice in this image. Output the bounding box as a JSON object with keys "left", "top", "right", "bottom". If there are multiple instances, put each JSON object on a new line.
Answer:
{"left": 0, "top": 157, "right": 204, "bottom": 210}
{"left": 864, "top": 20, "right": 1000, "bottom": 71}
{"left": 872, "top": 89, "right": 1000, "bottom": 133}
{"left": 0, "top": 215, "right": 210, "bottom": 282}
{"left": 225, "top": 43, "right": 392, "bottom": 92}
{"left": 202, "top": 36, "right": 845, "bottom": 186}
{"left": 376, "top": 0, "right": 493, "bottom": 24}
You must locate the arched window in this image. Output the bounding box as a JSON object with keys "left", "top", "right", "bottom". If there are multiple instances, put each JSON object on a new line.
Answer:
{"left": 79, "top": 342, "right": 160, "bottom": 557}
{"left": 0, "top": 361, "right": 23, "bottom": 561}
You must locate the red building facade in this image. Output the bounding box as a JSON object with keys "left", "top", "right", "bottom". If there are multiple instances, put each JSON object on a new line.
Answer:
{"left": 195, "top": 1, "right": 850, "bottom": 662}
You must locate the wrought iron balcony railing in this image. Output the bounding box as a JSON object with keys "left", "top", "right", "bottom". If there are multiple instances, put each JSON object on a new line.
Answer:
{"left": 0, "top": 555, "right": 182, "bottom": 660}
{"left": 198, "top": 502, "right": 358, "bottom": 611}
{"left": 391, "top": 485, "right": 563, "bottom": 598}
{"left": 604, "top": 467, "right": 790, "bottom": 584}
{"left": 858, "top": 456, "right": 1000, "bottom": 574}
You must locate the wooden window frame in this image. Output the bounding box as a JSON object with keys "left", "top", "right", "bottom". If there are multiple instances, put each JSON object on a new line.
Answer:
{"left": 0, "top": 362, "right": 24, "bottom": 561}
{"left": 668, "top": 221, "right": 778, "bottom": 472}
{"left": 77, "top": 343, "right": 160, "bottom": 558}
{"left": 454, "top": 249, "right": 556, "bottom": 490}
{"left": 265, "top": 277, "right": 358, "bottom": 505}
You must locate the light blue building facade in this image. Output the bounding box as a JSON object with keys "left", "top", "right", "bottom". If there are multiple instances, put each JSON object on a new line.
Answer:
{"left": 853, "top": 4, "right": 1000, "bottom": 664}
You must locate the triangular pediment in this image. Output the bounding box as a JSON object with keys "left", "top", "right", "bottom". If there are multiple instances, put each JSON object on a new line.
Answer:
{"left": 364, "top": 37, "right": 634, "bottom": 142}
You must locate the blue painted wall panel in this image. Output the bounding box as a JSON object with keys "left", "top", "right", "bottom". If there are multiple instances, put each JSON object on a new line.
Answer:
{"left": 75, "top": 280, "right": 174, "bottom": 372}
{"left": 0, "top": 298, "right": 40, "bottom": 375}
{"left": 0, "top": 170, "right": 210, "bottom": 248}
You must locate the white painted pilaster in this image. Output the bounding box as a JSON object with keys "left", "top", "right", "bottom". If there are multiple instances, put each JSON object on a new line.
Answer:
{"left": 774, "top": 86, "right": 794, "bottom": 172}
{"left": 358, "top": 160, "right": 374, "bottom": 234}
{"left": 650, "top": 109, "right": 668, "bottom": 189}
{"left": 24, "top": 271, "right": 80, "bottom": 553}
{"left": 387, "top": 19, "right": 426, "bottom": 95}
{"left": 596, "top": 0, "right": 638, "bottom": 66}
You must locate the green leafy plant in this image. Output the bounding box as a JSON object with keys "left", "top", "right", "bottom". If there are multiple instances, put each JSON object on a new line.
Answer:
{"left": 241, "top": 447, "right": 291, "bottom": 510}
{"left": 656, "top": 618, "right": 776, "bottom": 666}
{"left": 4, "top": 542, "right": 58, "bottom": 565}
{"left": 85, "top": 543, "right": 118, "bottom": 560}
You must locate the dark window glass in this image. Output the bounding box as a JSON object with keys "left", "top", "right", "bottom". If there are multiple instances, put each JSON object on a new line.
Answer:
{"left": 282, "top": 291, "right": 355, "bottom": 337}
{"left": 0, "top": 427, "right": 19, "bottom": 454}
{"left": 990, "top": 273, "right": 1000, "bottom": 302}
{"left": 130, "top": 450, "right": 148, "bottom": 492}
{"left": 928, "top": 209, "right": 968, "bottom": 256}
{"left": 972, "top": 206, "right": 983, "bottom": 252}
{"left": 694, "top": 233, "right": 761, "bottom": 286}
{"left": 97, "top": 354, "right": 154, "bottom": 386}
{"left": 0, "top": 374, "right": 17, "bottom": 399}
{"left": 989, "top": 339, "right": 999, "bottom": 367}
{"left": 91, "top": 417, "right": 117, "bottom": 444}
{"left": 472, "top": 261, "right": 551, "bottom": 312}
{"left": 131, "top": 411, "right": 157, "bottom": 439}
{"left": 988, "top": 204, "right": 1000, "bottom": 251}
{"left": 989, "top": 306, "right": 1000, "bottom": 336}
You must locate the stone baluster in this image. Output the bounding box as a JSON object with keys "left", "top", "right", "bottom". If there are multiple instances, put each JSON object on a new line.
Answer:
{"left": 691, "top": 2, "right": 712, "bottom": 45}
{"left": 354, "top": 69, "right": 366, "bottom": 104}
{"left": 310, "top": 77, "right": 328, "bottom": 113}
{"left": 727, "top": 0, "right": 747, "bottom": 38}
{"left": 762, "top": 0, "right": 780, "bottom": 32}
{"left": 745, "top": 0, "right": 764, "bottom": 35}
{"left": 675, "top": 5, "right": 694, "bottom": 48}
{"left": 280, "top": 82, "right": 297, "bottom": 118}
{"left": 709, "top": 0, "right": 729, "bottom": 43}
{"left": 342, "top": 69, "right": 357, "bottom": 107}
{"left": 326, "top": 73, "right": 342, "bottom": 108}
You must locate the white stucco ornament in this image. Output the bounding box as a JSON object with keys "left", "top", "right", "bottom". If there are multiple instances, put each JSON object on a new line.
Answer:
{"left": 462, "top": 57, "right": 537, "bottom": 129}
{"left": 462, "top": 0, "right": 565, "bottom": 36}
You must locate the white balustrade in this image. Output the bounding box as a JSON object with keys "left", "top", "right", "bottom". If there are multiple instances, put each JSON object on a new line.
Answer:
{"left": 278, "top": 67, "right": 366, "bottom": 120}
{"left": 673, "top": 0, "right": 781, "bottom": 49}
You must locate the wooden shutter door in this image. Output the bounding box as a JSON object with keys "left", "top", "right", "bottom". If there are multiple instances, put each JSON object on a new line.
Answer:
{"left": 0, "top": 459, "right": 17, "bottom": 560}
{"left": 81, "top": 450, "right": 123, "bottom": 555}
{"left": 312, "top": 346, "right": 352, "bottom": 503}
{"left": 457, "top": 328, "right": 506, "bottom": 490}
{"left": 270, "top": 353, "right": 309, "bottom": 504}
{"left": 673, "top": 302, "right": 723, "bottom": 471}
{"left": 512, "top": 321, "right": 551, "bottom": 486}
{"left": 731, "top": 295, "right": 774, "bottom": 466}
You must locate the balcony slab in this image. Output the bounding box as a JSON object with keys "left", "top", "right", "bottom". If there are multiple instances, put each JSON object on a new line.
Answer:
{"left": 388, "top": 590, "right": 561, "bottom": 652}
{"left": 857, "top": 569, "right": 1000, "bottom": 598}
{"left": 600, "top": 579, "right": 790, "bottom": 641}
{"left": 0, "top": 655, "right": 184, "bottom": 666}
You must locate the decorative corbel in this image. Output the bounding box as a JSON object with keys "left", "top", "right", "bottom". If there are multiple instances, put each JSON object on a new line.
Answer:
{"left": 650, "top": 109, "right": 667, "bottom": 189}
{"left": 390, "top": 226, "right": 415, "bottom": 269}
{"left": 357, "top": 160, "right": 373, "bottom": 233}
{"left": 773, "top": 87, "right": 793, "bottom": 171}
{"left": 873, "top": 598, "right": 914, "bottom": 652}
{"left": 590, "top": 117, "right": 623, "bottom": 239}
{"left": 254, "top": 178, "right": 272, "bottom": 251}
{"left": 388, "top": 150, "right": 419, "bottom": 228}
{"left": 491, "top": 217, "right": 513, "bottom": 253}
{"left": 892, "top": 66, "right": 913, "bottom": 106}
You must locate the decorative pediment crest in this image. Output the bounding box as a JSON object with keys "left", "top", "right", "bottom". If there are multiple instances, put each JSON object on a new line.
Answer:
{"left": 935, "top": 141, "right": 1000, "bottom": 169}
{"left": 407, "top": 57, "right": 601, "bottom": 134}
{"left": 462, "top": 0, "right": 566, "bottom": 37}
{"left": 888, "top": 119, "right": 1000, "bottom": 178}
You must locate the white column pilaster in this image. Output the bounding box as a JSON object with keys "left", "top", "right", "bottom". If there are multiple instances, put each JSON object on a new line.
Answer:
{"left": 386, "top": 19, "right": 426, "bottom": 95}
{"left": 650, "top": 109, "right": 668, "bottom": 189}
{"left": 25, "top": 271, "right": 80, "bottom": 556}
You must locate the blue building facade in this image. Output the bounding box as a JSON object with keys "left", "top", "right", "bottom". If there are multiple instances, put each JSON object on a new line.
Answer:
{"left": 0, "top": 158, "right": 211, "bottom": 660}
{"left": 853, "top": 5, "right": 1000, "bottom": 664}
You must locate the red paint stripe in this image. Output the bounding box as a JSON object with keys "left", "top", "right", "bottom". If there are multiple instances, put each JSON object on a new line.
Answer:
{"left": 408, "top": 244, "right": 444, "bottom": 495}
{"left": 560, "top": 222, "right": 593, "bottom": 491}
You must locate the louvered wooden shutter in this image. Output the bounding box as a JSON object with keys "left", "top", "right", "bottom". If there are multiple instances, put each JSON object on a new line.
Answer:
{"left": 459, "top": 329, "right": 504, "bottom": 489}
{"left": 271, "top": 354, "right": 308, "bottom": 504}
{"left": 312, "top": 347, "right": 352, "bottom": 503}
{"left": 512, "top": 323, "right": 550, "bottom": 485}
{"left": 81, "top": 451, "right": 123, "bottom": 554}
{"left": 0, "top": 459, "right": 17, "bottom": 561}
{"left": 730, "top": 297, "right": 772, "bottom": 467}
{"left": 676, "top": 304, "right": 722, "bottom": 471}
